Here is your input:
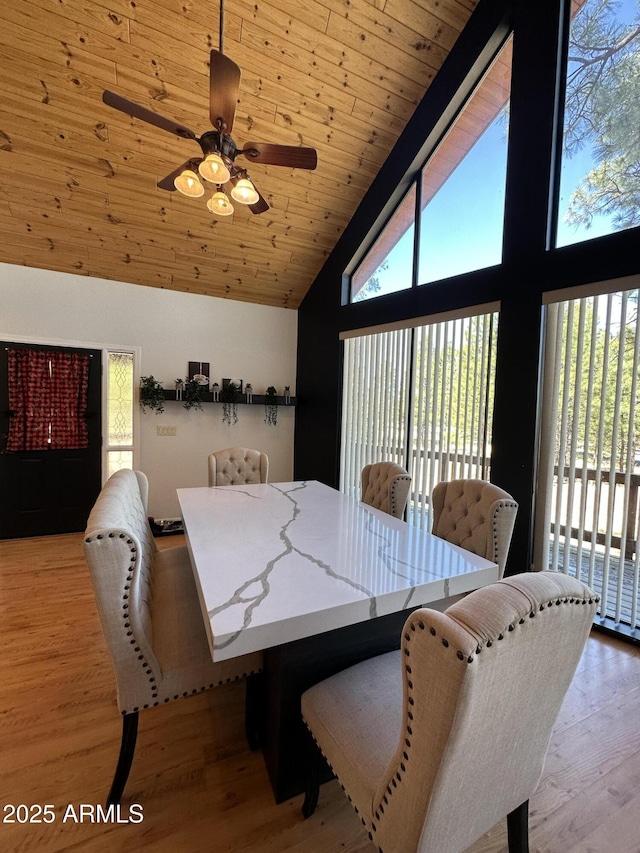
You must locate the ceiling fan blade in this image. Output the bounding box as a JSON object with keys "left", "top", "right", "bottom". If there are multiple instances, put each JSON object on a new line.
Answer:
{"left": 102, "top": 91, "right": 197, "bottom": 140}
{"left": 209, "top": 50, "right": 241, "bottom": 133}
{"left": 249, "top": 188, "right": 270, "bottom": 215}
{"left": 241, "top": 142, "right": 318, "bottom": 170}
{"left": 157, "top": 160, "right": 201, "bottom": 191}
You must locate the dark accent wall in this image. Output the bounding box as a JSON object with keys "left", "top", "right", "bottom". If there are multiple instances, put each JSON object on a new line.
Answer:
{"left": 295, "top": 0, "right": 640, "bottom": 576}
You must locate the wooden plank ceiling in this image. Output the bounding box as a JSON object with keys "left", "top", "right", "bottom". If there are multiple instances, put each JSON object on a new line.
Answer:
{"left": 0, "top": 0, "right": 477, "bottom": 309}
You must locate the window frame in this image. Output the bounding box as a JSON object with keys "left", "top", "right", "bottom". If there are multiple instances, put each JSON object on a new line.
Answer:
{"left": 343, "top": 28, "right": 514, "bottom": 306}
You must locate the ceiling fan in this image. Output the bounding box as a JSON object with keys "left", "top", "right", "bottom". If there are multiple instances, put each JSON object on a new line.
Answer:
{"left": 101, "top": 2, "right": 317, "bottom": 217}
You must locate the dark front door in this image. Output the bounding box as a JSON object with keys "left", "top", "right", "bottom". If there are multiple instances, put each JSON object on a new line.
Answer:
{"left": 0, "top": 342, "right": 102, "bottom": 539}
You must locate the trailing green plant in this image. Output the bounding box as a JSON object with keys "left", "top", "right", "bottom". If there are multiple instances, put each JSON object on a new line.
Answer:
{"left": 264, "top": 385, "right": 278, "bottom": 426}
{"left": 139, "top": 375, "right": 165, "bottom": 414}
{"left": 220, "top": 380, "right": 240, "bottom": 425}
{"left": 182, "top": 378, "right": 205, "bottom": 411}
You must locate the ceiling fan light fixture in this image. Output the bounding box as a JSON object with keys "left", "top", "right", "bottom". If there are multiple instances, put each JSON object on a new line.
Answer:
{"left": 198, "top": 152, "right": 231, "bottom": 184}
{"left": 207, "top": 190, "right": 234, "bottom": 216}
{"left": 231, "top": 177, "right": 260, "bottom": 205}
{"left": 174, "top": 168, "right": 204, "bottom": 197}
{"left": 102, "top": 0, "right": 316, "bottom": 221}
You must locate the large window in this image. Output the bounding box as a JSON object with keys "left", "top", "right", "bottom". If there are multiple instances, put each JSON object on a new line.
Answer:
{"left": 556, "top": 0, "right": 640, "bottom": 248}
{"left": 351, "top": 187, "right": 416, "bottom": 303}
{"left": 418, "top": 42, "right": 511, "bottom": 285}
{"left": 340, "top": 306, "right": 499, "bottom": 529}
{"left": 536, "top": 283, "right": 640, "bottom": 634}
{"left": 349, "top": 38, "right": 512, "bottom": 303}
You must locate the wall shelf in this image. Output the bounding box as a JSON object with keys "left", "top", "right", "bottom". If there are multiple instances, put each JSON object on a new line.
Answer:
{"left": 162, "top": 390, "right": 296, "bottom": 406}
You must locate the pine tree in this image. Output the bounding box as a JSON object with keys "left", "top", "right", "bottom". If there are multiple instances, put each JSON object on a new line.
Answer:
{"left": 563, "top": 0, "right": 640, "bottom": 230}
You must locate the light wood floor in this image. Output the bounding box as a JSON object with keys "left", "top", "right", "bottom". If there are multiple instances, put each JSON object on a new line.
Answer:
{"left": 1, "top": 533, "right": 639, "bottom": 853}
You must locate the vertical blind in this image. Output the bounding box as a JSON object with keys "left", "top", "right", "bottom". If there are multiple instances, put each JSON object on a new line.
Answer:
{"left": 340, "top": 307, "right": 499, "bottom": 530}
{"left": 340, "top": 328, "right": 411, "bottom": 500}
{"left": 536, "top": 287, "right": 640, "bottom": 632}
{"left": 410, "top": 313, "right": 497, "bottom": 529}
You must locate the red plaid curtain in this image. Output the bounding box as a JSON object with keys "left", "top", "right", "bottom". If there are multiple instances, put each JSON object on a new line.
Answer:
{"left": 7, "top": 349, "right": 90, "bottom": 451}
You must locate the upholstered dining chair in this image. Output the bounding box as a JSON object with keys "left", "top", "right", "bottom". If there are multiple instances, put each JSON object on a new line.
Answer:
{"left": 83, "top": 469, "right": 263, "bottom": 805}
{"left": 208, "top": 447, "right": 269, "bottom": 486}
{"left": 301, "top": 571, "right": 598, "bottom": 853}
{"left": 431, "top": 478, "right": 518, "bottom": 578}
{"left": 361, "top": 461, "right": 411, "bottom": 519}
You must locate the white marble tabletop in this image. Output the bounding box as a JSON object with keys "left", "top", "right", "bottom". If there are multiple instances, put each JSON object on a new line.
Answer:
{"left": 178, "top": 480, "right": 499, "bottom": 661}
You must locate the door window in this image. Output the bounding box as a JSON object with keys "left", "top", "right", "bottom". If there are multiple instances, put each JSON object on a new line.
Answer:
{"left": 106, "top": 351, "right": 135, "bottom": 477}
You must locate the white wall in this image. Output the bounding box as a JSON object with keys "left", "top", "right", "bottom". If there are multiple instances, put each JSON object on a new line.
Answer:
{"left": 0, "top": 263, "right": 298, "bottom": 517}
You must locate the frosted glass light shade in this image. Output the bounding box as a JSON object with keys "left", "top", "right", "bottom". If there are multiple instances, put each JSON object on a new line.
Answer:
{"left": 174, "top": 169, "right": 204, "bottom": 197}
{"left": 207, "top": 191, "right": 234, "bottom": 216}
{"left": 231, "top": 178, "right": 259, "bottom": 205}
{"left": 198, "top": 153, "right": 231, "bottom": 184}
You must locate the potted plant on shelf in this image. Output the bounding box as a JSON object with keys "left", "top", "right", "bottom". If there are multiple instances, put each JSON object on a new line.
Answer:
{"left": 221, "top": 379, "right": 241, "bottom": 424}
{"left": 182, "top": 377, "right": 206, "bottom": 411}
{"left": 265, "top": 386, "right": 278, "bottom": 426}
{"left": 139, "top": 375, "right": 165, "bottom": 414}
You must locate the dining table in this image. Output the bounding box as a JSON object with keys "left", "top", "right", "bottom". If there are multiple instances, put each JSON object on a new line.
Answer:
{"left": 177, "top": 479, "right": 499, "bottom": 803}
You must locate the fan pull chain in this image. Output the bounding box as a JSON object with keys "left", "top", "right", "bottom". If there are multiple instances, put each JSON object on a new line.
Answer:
{"left": 219, "top": 0, "right": 224, "bottom": 55}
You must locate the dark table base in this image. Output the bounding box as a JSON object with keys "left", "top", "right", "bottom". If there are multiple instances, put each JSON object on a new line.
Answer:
{"left": 256, "top": 606, "right": 419, "bottom": 804}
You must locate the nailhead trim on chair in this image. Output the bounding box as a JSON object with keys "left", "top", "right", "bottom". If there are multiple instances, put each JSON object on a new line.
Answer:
{"left": 85, "top": 533, "right": 159, "bottom": 712}
{"left": 86, "top": 532, "right": 264, "bottom": 713}
{"left": 390, "top": 475, "right": 411, "bottom": 517}
{"left": 362, "top": 464, "right": 411, "bottom": 520}
{"left": 493, "top": 500, "right": 517, "bottom": 570}
{"left": 362, "top": 590, "right": 600, "bottom": 849}
{"left": 302, "top": 589, "right": 600, "bottom": 852}
{"left": 435, "top": 483, "right": 518, "bottom": 577}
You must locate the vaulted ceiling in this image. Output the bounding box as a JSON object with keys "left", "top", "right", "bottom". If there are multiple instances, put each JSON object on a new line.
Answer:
{"left": 0, "top": 0, "right": 477, "bottom": 309}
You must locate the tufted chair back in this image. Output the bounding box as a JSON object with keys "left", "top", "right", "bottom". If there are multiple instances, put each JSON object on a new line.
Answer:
{"left": 208, "top": 447, "right": 269, "bottom": 487}
{"left": 361, "top": 461, "right": 411, "bottom": 519}
{"left": 83, "top": 469, "right": 263, "bottom": 805}
{"left": 301, "top": 572, "right": 598, "bottom": 852}
{"left": 431, "top": 479, "right": 518, "bottom": 578}
{"left": 84, "top": 469, "right": 160, "bottom": 712}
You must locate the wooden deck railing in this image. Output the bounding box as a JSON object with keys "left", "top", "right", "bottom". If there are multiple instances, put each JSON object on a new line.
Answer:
{"left": 552, "top": 465, "right": 640, "bottom": 559}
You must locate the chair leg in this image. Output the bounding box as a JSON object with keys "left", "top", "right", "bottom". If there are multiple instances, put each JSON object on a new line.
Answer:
{"left": 301, "top": 727, "right": 321, "bottom": 818}
{"left": 507, "top": 800, "right": 529, "bottom": 853}
{"left": 107, "top": 712, "right": 139, "bottom": 806}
